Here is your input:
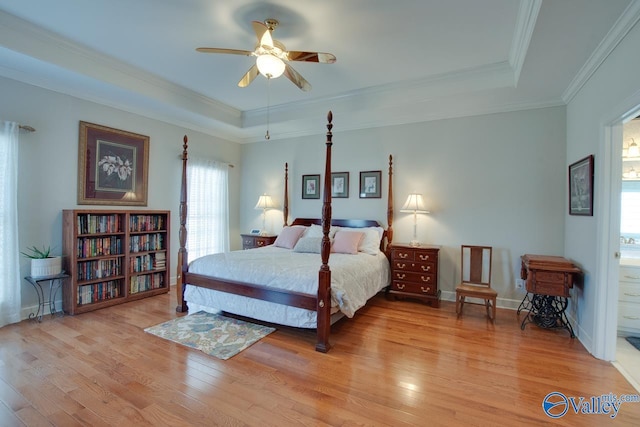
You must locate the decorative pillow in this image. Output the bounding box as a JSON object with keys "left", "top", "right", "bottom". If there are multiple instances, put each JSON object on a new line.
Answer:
{"left": 305, "top": 223, "right": 339, "bottom": 239}
{"left": 273, "top": 226, "right": 306, "bottom": 249}
{"left": 331, "top": 230, "right": 364, "bottom": 254}
{"left": 293, "top": 237, "right": 323, "bottom": 253}
{"left": 339, "top": 226, "right": 384, "bottom": 255}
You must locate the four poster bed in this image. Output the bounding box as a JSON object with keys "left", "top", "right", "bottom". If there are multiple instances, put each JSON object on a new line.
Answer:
{"left": 176, "top": 112, "right": 395, "bottom": 352}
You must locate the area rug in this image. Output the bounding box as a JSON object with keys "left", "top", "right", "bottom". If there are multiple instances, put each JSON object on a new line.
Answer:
{"left": 144, "top": 311, "right": 275, "bottom": 360}
{"left": 626, "top": 336, "right": 640, "bottom": 352}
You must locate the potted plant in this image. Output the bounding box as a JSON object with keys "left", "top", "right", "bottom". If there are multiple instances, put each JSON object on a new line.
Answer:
{"left": 21, "top": 245, "right": 62, "bottom": 277}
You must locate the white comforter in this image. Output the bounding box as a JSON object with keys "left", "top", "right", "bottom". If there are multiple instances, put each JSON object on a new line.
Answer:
{"left": 184, "top": 246, "right": 390, "bottom": 327}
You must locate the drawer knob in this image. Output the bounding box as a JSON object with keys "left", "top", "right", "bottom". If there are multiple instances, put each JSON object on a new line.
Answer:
{"left": 397, "top": 284, "right": 405, "bottom": 290}
{"left": 396, "top": 273, "right": 406, "bottom": 279}
{"left": 419, "top": 255, "right": 430, "bottom": 261}
{"left": 257, "top": 241, "right": 264, "bottom": 246}
{"left": 396, "top": 263, "right": 406, "bottom": 269}
{"left": 420, "top": 276, "right": 431, "bottom": 282}
{"left": 421, "top": 286, "right": 431, "bottom": 293}
{"left": 623, "top": 292, "right": 640, "bottom": 297}
{"left": 398, "top": 253, "right": 408, "bottom": 259}
{"left": 624, "top": 275, "right": 640, "bottom": 280}
{"left": 421, "top": 265, "right": 431, "bottom": 272}
{"left": 623, "top": 315, "right": 640, "bottom": 320}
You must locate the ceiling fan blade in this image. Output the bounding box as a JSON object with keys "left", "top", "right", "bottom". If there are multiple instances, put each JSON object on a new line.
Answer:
{"left": 284, "top": 64, "right": 311, "bottom": 91}
{"left": 251, "top": 21, "right": 273, "bottom": 48}
{"left": 286, "top": 51, "right": 336, "bottom": 64}
{"left": 238, "top": 64, "right": 260, "bottom": 88}
{"left": 196, "top": 47, "right": 253, "bottom": 56}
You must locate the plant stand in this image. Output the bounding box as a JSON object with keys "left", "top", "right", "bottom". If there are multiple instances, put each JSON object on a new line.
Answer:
{"left": 24, "top": 272, "right": 69, "bottom": 322}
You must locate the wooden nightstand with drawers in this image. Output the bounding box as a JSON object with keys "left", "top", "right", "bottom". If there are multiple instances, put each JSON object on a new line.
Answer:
{"left": 387, "top": 244, "right": 440, "bottom": 307}
{"left": 241, "top": 234, "right": 277, "bottom": 250}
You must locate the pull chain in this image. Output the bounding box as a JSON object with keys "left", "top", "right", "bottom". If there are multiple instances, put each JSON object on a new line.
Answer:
{"left": 265, "top": 76, "right": 271, "bottom": 140}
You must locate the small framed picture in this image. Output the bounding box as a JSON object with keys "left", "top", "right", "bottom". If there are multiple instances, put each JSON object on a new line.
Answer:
{"left": 359, "top": 170, "right": 382, "bottom": 198}
{"left": 568, "top": 155, "right": 594, "bottom": 216}
{"left": 331, "top": 172, "right": 349, "bottom": 198}
{"left": 302, "top": 174, "right": 321, "bottom": 199}
{"left": 250, "top": 229, "right": 261, "bottom": 235}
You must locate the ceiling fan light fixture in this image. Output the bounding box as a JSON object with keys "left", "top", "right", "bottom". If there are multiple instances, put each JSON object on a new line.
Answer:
{"left": 256, "top": 54, "right": 285, "bottom": 79}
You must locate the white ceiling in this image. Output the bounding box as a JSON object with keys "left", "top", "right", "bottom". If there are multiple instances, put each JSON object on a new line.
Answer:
{"left": 0, "top": 0, "right": 637, "bottom": 143}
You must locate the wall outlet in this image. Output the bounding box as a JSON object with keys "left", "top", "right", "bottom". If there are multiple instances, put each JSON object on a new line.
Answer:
{"left": 515, "top": 278, "right": 525, "bottom": 289}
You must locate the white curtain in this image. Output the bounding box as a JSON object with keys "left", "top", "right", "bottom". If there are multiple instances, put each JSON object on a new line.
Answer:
{"left": 0, "top": 121, "right": 21, "bottom": 327}
{"left": 186, "top": 156, "right": 229, "bottom": 262}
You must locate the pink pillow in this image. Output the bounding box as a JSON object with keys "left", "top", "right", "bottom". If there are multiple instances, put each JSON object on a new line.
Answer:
{"left": 273, "top": 226, "right": 306, "bottom": 249}
{"left": 331, "top": 231, "right": 364, "bottom": 254}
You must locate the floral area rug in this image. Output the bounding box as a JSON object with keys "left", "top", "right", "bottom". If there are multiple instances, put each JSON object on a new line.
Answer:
{"left": 144, "top": 311, "right": 275, "bottom": 360}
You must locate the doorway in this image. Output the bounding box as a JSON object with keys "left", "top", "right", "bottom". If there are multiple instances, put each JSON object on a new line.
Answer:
{"left": 613, "top": 118, "right": 640, "bottom": 391}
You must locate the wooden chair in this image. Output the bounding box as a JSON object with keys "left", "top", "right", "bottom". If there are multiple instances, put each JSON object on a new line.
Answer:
{"left": 455, "top": 245, "right": 497, "bottom": 320}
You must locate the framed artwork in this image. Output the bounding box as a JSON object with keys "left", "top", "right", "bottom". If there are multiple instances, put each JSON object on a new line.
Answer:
{"left": 359, "top": 170, "right": 382, "bottom": 198}
{"left": 569, "top": 154, "right": 594, "bottom": 216}
{"left": 78, "top": 121, "right": 149, "bottom": 206}
{"left": 302, "top": 174, "right": 321, "bottom": 199}
{"left": 331, "top": 172, "right": 349, "bottom": 198}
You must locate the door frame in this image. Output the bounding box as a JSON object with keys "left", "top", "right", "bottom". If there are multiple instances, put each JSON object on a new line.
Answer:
{"left": 596, "top": 98, "right": 640, "bottom": 361}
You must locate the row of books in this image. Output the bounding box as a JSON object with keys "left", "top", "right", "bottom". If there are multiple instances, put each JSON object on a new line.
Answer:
{"left": 77, "top": 214, "right": 123, "bottom": 234}
{"left": 130, "top": 233, "right": 164, "bottom": 253}
{"left": 130, "top": 273, "right": 165, "bottom": 294}
{"left": 77, "top": 280, "right": 122, "bottom": 305}
{"left": 129, "top": 215, "right": 166, "bottom": 232}
{"left": 77, "top": 237, "right": 123, "bottom": 258}
{"left": 77, "top": 258, "right": 123, "bottom": 281}
{"left": 130, "top": 253, "right": 166, "bottom": 272}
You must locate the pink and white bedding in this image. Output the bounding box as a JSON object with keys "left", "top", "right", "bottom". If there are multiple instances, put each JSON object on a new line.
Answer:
{"left": 184, "top": 245, "right": 390, "bottom": 328}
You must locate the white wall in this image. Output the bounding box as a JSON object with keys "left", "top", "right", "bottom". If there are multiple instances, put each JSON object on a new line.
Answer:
{"left": 240, "top": 106, "right": 567, "bottom": 306}
{"left": 566, "top": 19, "right": 640, "bottom": 357}
{"left": 0, "top": 77, "right": 242, "bottom": 318}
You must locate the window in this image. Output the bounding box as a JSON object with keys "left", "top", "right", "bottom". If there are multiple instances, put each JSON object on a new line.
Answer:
{"left": 620, "top": 180, "right": 640, "bottom": 259}
{"left": 186, "top": 157, "right": 229, "bottom": 261}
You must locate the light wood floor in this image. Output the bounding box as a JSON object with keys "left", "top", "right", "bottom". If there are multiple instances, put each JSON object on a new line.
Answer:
{"left": 1, "top": 288, "right": 639, "bottom": 426}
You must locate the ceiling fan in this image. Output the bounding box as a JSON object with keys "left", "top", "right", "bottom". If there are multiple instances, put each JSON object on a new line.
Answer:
{"left": 196, "top": 19, "right": 336, "bottom": 91}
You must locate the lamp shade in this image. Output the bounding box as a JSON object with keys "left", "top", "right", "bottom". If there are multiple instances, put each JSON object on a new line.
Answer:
{"left": 256, "top": 55, "right": 285, "bottom": 78}
{"left": 254, "top": 193, "right": 278, "bottom": 210}
{"left": 400, "top": 193, "right": 429, "bottom": 213}
{"left": 628, "top": 138, "right": 639, "bottom": 158}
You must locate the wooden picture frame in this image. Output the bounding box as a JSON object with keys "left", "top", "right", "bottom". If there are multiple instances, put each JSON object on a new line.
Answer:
{"left": 331, "top": 172, "right": 349, "bottom": 198}
{"left": 569, "top": 154, "right": 594, "bottom": 216}
{"left": 359, "top": 170, "right": 382, "bottom": 198}
{"left": 302, "top": 174, "right": 321, "bottom": 199}
{"left": 78, "top": 121, "right": 149, "bottom": 206}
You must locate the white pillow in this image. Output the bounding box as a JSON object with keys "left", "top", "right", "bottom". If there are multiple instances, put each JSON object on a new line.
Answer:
{"left": 305, "top": 223, "right": 339, "bottom": 239}
{"left": 339, "top": 226, "right": 384, "bottom": 255}
{"left": 293, "top": 237, "right": 322, "bottom": 253}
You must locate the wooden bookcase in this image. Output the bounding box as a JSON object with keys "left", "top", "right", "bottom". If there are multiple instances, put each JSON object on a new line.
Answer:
{"left": 62, "top": 209, "right": 170, "bottom": 314}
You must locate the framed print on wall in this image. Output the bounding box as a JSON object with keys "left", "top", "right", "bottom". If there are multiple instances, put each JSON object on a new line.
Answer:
{"left": 568, "top": 154, "right": 594, "bottom": 216}
{"left": 359, "top": 170, "right": 382, "bottom": 198}
{"left": 302, "top": 174, "right": 321, "bottom": 199}
{"left": 331, "top": 172, "right": 349, "bottom": 198}
{"left": 78, "top": 121, "right": 149, "bottom": 206}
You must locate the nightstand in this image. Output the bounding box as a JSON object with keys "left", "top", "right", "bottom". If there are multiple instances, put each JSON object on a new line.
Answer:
{"left": 387, "top": 243, "right": 440, "bottom": 307}
{"left": 241, "top": 234, "right": 277, "bottom": 250}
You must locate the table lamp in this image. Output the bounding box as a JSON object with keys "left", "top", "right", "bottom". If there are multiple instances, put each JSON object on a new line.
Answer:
{"left": 400, "top": 193, "right": 429, "bottom": 247}
{"left": 254, "top": 193, "right": 278, "bottom": 236}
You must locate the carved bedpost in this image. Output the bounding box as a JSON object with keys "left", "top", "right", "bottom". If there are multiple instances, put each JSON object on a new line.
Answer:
{"left": 284, "top": 162, "right": 289, "bottom": 226}
{"left": 317, "top": 111, "right": 333, "bottom": 353}
{"left": 176, "top": 135, "right": 189, "bottom": 313}
{"left": 387, "top": 155, "right": 394, "bottom": 252}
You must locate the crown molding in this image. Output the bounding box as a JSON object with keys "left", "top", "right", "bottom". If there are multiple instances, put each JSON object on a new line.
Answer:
{"left": 562, "top": 0, "right": 640, "bottom": 103}
{"left": 509, "top": 0, "right": 542, "bottom": 86}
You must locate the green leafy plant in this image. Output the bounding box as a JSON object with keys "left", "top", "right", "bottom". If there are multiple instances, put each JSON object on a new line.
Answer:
{"left": 20, "top": 245, "right": 53, "bottom": 259}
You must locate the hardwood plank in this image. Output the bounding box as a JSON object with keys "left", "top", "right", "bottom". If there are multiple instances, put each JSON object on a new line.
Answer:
{"left": 0, "top": 287, "right": 639, "bottom": 426}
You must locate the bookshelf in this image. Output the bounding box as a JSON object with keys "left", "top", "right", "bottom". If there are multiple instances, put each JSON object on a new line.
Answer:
{"left": 62, "top": 209, "right": 170, "bottom": 314}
